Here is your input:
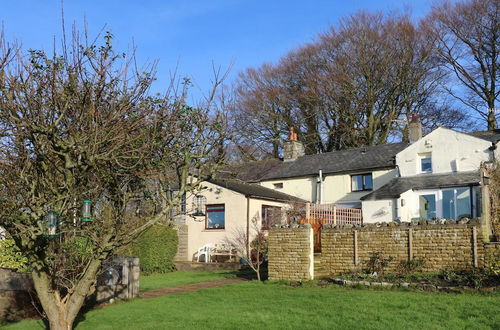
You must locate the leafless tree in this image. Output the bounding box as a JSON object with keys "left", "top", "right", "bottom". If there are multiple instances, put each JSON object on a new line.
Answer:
{"left": 230, "top": 11, "right": 468, "bottom": 159}
{"left": 424, "top": 0, "right": 500, "bottom": 130}
{"left": 0, "top": 29, "right": 227, "bottom": 329}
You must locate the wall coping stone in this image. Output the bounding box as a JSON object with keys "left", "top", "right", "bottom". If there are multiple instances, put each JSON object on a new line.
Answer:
{"left": 322, "top": 219, "right": 481, "bottom": 230}
{"left": 271, "top": 224, "right": 311, "bottom": 229}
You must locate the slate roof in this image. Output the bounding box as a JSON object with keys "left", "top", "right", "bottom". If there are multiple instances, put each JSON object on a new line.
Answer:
{"left": 469, "top": 129, "right": 500, "bottom": 143}
{"left": 209, "top": 179, "right": 305, "bottom": 203}
{"left": 260, "top": 142, "right": 408, "bottom": 180}
{"left": 361, "top": 171, "right": 481, "bottom": 201}
{"left": 215, "top": 159, "right": 282, "bottom": 183}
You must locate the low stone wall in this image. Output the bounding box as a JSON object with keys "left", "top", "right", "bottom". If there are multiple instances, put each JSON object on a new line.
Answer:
{"left": 0, "top": 268, "right": 38, "bottom": 322}
{"left": 268, "top": 226, "right": 313, "bottom": 281}
{"left": 1, "top": 257, "right": 140, "bottom": 322}
{"left": 484, "top": 242, "right": 500, "bottom": 270}
{"left": 267, "top": 222, "right": 500, "bottom": 281}
{"left": 173, "top": 223, "right": 189, "bottom": 262}
{"left": 321, "top": 223, "right": 484, "bottom": 275}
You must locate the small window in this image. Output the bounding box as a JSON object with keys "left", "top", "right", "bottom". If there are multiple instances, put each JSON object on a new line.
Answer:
{"left": 261, "top": 205, "right": 282, "bottom": 230}
{"left": 351, "top": 173, "right": 373, "bottom": 192}
{"left": 273, "top": 182, "right": 283, "bottom": 189}
{"left": 206, "top": 204, "right": 225, "bottom": 229}
{"left": 419, "top": 153, "right": 432, "bottom": 173}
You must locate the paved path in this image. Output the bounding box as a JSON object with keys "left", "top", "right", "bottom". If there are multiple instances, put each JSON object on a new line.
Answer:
{"left": 139, "top": 277, "right": 248, "bottom": 299}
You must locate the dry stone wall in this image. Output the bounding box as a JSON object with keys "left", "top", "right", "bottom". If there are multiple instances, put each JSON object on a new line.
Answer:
{"left": 268, "top": 226, "right": 313, "bottom": 281}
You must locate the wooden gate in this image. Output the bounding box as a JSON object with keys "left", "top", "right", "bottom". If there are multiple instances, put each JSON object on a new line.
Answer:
{"left": 300, "top": 204, "right": 363, "bottom": 252}
{"left": 300, "top": 218, "right": 327, "bottom": 253}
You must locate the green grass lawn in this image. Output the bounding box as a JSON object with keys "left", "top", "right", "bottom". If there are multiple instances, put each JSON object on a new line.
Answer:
{"left": 139, "top": 270, "right": 238, "bottom": 291}
{"left": 4, "top": 277, "right": 500, "bottom": 330}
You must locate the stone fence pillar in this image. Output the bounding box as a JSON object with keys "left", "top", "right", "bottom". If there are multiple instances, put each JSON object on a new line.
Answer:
{"left": 268, "top": 225, "right": 314, "bottom": 281}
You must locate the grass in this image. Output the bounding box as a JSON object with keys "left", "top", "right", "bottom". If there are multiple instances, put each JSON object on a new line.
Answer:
{"left": 3, "top": 277, "right": 500, "bottom": 330}
{"left": 139, "top": 270, "right": 238, "bottom": 292}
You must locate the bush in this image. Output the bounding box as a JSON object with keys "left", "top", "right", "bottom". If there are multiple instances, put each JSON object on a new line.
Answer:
{"left": 118, "top": 224, "right": 178, "bottom": 275}
{"left": 0, "top": 239, "right": 29, "bottom": 272}
{"left": 365, "top": 251, "right": 393, "bottom": 275}
{"left": 397, "top": 259, "right": 426, "bottom": 275}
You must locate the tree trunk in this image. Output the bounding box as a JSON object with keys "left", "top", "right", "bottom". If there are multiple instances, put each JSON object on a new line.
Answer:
{"left": 32, "top": 259, "right": 102, "bottom": 329}
{"left": 48, "top": 308, "right": 74, "bottom": 330}
{"left": 488, "top": 108, "right": 497, "bottom": 131}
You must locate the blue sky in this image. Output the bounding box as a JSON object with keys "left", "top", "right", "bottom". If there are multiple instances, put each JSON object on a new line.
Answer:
{"left": 1, "top": 0, "right": 441, "bottom": 100}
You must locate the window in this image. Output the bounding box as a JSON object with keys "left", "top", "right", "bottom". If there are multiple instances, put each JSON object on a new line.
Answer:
{"left": 442, "top": 188, "right": 472, "bottom": 220}
{"left": 351, "top": 173, "right": 373, "bottom": 192}
{"left": 419, "top": 153, "right": 432, "bottom": 173}
{"left": 206, "top": 204, "right": 225, "bottom": 229}
{"left": 273, "top": 182, "right": 283, "bottom": 189}
{"left": 261, "top": 205, "right": 282, "bottom": 230}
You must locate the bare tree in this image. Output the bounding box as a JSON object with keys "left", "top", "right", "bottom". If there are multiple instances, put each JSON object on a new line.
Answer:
{"left": 0, "top": 29, "right": 227, "bottom": 329}
{"left": 424, "top": 0, "right": 500, "bottom": 130}
{"left": 230, "top": 11, "right": 467, "bottom": 158}
{"left": 226, "top": 208, "right": 284, "bottom": 281}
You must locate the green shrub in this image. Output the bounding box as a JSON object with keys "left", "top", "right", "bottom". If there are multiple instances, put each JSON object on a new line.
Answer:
{"left": 119, "top": 224, "right": 178, "bottom": 275}
{"left": 0, "top": 239, "right": 29, "bottom": 272}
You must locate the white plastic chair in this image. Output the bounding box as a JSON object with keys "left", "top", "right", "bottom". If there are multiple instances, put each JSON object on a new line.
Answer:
{"left": 196, "top": 243, "right": 214, "bottom": 263}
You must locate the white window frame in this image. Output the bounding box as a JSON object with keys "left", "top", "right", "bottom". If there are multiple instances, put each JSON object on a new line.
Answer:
{"left": 418, "top": 152, "right": 432, "bottom": 173}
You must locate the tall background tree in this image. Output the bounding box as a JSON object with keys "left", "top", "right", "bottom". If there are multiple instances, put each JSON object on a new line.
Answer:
{"left": 230, "top": 10, "right": 472, "bottom": 161}
{"left": 0, "top": 29, "right": 227, "bottom": 329}
{"left": 425, "top": 0, "right": 500, "bottom": 130}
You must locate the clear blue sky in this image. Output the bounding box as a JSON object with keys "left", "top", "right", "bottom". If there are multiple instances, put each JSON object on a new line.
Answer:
{"left": 1, "top": 0, "right": 442, "bottom": 100}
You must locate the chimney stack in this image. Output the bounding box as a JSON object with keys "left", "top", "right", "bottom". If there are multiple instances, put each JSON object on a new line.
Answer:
{"left": 408, "top": 113, "right": 422, "bottom": 143}
{"left": 283, "top": 127, "right": 305, "bottom": 162}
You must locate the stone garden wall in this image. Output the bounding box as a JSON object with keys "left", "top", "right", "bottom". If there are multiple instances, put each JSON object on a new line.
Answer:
{"left": 268, "top": 226, "right": 313, "bottom": 281}
{"left": 268, "top": 222, "right": 498, "bottom": 281}
{"left": 0, "top": 268, "right": 38, "bottom": 322}
{"left": 320, "top": 223, "right": 484, "bottom": 276}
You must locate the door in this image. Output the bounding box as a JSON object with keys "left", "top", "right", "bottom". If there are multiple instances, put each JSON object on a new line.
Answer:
{"left": 419, "top": 194, "right": 436, "bottom": 220}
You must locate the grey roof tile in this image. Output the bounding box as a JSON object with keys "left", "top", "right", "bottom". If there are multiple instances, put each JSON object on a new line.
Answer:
{"left": 361, "top": 171, "right": 481, "bottom": 201}
{"left": 261, "top": 142, "right": 408, "bottom": 180}
{"left": 468, "top": 129, "right": 500, "bottom": 143}
{"left": 209, "top": 179, "right": 305, "bottom": 203}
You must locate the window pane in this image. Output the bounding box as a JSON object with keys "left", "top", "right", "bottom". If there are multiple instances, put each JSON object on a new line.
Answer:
{"left": 207, "top": 204, "right": 225, "bottom": 229}
{"left": 262, "top": 205, "right": 281, "bottom": 229}
{"left": 421, "top": 157, "right": 432, "bottom": 172}
{"left": 442, "top": 190, "right": 455, "bottom": 220}
{"left": 351, "top": 175, "right": 363, "bottom": 191}
{"left": 456, "top": 188, "right": 471, "bottom": 219}
{"left": 364, "top": 174, "right": 373, "bottom": 190}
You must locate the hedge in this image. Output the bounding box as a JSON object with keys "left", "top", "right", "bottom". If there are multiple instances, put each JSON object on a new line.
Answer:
{"left": 119, "top": 224, "right": 178, "bottom": 275}
{"left": 0, "top": 239, "right": 29, "bottom": 272}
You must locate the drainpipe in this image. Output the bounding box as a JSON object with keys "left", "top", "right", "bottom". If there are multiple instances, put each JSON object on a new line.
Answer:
{"left": 246, "top": 196, "right": 250, "bottom": 259}
{"left": 318, "top": 169, "right": 324, "bottom": 204}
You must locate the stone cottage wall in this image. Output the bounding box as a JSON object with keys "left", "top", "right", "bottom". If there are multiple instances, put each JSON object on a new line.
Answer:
{"left": 268, "top": 226, "right": 313, "bottom": 281}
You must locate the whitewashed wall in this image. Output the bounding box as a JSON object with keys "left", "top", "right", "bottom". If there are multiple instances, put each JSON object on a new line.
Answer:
{"left": 183, "top": 181, "right": 292, "bottom": 261}
{"left": 260, "top": 169, "right": 397, "bottom": 205}
{"left": 396, "top": 128, "right": 491, "bottom": 177}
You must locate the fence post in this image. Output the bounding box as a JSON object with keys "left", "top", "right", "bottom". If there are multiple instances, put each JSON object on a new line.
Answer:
{"left": 333, "top": 205, "right": 337, "bottom": 225}
{"left": 472, "top": 226, "right": 478, "bottom": 268}
{"left": 354, "top": 230, "right": 358, "bottom": 266}
{"left": 306, "top": 202, "right": 311, "bottom": 220}
{"left": 408, "top": 228, "right": 413, "bottom": 261}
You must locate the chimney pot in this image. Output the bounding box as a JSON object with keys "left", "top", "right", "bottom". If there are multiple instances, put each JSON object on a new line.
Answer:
{"left": 284, "top": 127, "right": 304, "bottom": 161}
{"left": 288, "top": 126, "right": 297, "bottom": 141}
{"left": 408, "top": 113, "right": 422, "bottom": 143}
